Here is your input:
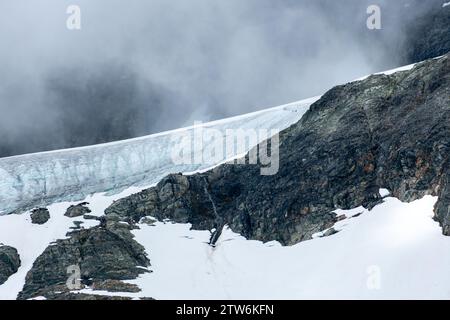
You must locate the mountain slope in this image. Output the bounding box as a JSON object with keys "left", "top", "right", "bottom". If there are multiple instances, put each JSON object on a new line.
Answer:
{"left": 0, "top": 55, "right": 450, "bottom": 299}
{"left": 107, "top": 54, "right": 450, "bottom": 245}
{"left": 0, "top": 54, "right": 449, "bottom": 300}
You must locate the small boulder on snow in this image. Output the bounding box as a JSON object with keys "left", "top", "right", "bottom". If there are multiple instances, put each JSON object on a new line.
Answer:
{"left": 30, "top": 208, "right": 50, "bottom": 225}
{"left": 0, "top": 245, "right": 21, "bottom": 285}
{"left": 64, "top": 202, "right": 91, "bottom": 218}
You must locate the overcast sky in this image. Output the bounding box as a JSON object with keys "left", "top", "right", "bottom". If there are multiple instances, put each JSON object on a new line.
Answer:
{"left": 0, "top": 0, "right": 441, "bottom": 156}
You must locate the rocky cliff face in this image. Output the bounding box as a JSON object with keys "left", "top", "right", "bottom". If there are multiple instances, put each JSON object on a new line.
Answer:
{"left": 106, "top": 54, "right": 450, "bottom": 246}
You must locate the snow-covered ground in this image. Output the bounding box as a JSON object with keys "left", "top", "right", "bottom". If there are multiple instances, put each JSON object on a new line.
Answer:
{"left": 74, "top": 195, "right": 450, "bottom": 300}
{"left": 3, "top": 190, "right": 450, "bottom": 300}
{"left": 130, "top": 195, "right": 450, "bottom": 300}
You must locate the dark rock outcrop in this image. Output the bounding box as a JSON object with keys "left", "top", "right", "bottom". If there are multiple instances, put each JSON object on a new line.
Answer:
{"left": 0, "top": 245, "right": 21, "bottom": 285}
{"left": 106, "top": 54, "right": 450, "bottom": 245}
{"left": 30, "top": 208, "right": 50, "bottom": 225}
{"left": 65, "top": 202, "right": 91, "bottom": 218}
{"left": 18, "top": 216, "right": 149, "bottom": 300}
{"left": 403, "top": 5, "right": 450, "bottom": 64}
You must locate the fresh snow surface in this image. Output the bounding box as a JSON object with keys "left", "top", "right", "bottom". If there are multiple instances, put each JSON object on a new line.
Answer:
{"left": 379, "top": 188, "right": 391, "bottom": 197}
{"left": 0, "top": 186, "right": 144, "bottom": 300}
{"left": 0, "top": 97, "right": 318, "bottom": 215}
{"left": 68, "top": 195, "right": 450, "bottom": 300}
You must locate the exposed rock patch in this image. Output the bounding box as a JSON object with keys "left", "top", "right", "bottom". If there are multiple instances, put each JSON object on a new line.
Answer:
{"left": 30, "top": 208, "right": 50, "bottom": 225}
{"left": 65, "top": 202, "right": 91, "bottom": 218}
{"left": 0, "top": 245, "right": 21, "bottom": 285}
{"left": 403, "top": 5, "right": 450, "bottom": 64}
{"left": 18, "top": 215, "right": 150, "bottom": 300}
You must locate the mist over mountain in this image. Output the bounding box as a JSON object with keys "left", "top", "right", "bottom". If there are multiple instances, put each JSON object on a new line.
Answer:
{"left": 0, "top": 0, "right": 444, "bottom": 157}
{"left": 0, "top": 0, "right": 449, "bottom": 301}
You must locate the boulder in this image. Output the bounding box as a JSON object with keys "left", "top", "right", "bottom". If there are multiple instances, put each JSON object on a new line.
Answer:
{"left": 0, "top": 245, "right": 21, "bottom": 285}
{"left": 65, "top": 202, "right": 91, "bottom": 218}
{"left": 30, "top": 208, "right": 50, "bottom": 225}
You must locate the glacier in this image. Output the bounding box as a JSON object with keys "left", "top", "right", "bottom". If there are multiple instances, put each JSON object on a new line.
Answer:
{"left": 0, "top": 97, "right": 319, "bottom": 215}
{"left": 0, "top": 61, "right": 420, "bottom": 215}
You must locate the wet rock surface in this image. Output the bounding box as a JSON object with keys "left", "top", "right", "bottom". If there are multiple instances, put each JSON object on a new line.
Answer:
{"left": 18, "top": 215, "right": 150, "bottom": 300}
{"left": 0, "top": 245, "right": 21, "bottom": 285}
{"left": 30, "top": 208, "right": 50, "bottom": 225}
{"left": 106, "top": 54, "right": 450, "bottom": 245}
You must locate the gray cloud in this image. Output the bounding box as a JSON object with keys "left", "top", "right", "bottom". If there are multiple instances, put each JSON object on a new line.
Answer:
{"left": 0, "top": 0, "right": 442, "bottom": 156}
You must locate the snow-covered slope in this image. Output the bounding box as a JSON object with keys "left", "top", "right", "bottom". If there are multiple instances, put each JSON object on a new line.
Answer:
{"left": 57, "top": 194, "right": 450, "bottom": 300}
{"left": 121, "top": 195, "right": 450, "bottom": 299}
{"left": 0, "top": 97, "right": 319, "bottom": 215}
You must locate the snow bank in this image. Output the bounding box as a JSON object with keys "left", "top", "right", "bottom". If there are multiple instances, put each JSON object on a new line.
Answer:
{"left": 122, "top": 195, "right": 449, "bottom": 299}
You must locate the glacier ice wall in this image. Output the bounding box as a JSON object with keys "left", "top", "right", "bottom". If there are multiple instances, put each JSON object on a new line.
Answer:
{"left": 0, "top": 97, "right": 318, "bottom": 214}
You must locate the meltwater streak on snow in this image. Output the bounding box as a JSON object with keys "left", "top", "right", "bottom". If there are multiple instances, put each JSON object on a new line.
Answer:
{"left": 121, "top": 196, "right": 450, "bottom": 300}
{"left": 0, "top": 97, "right": 318, "bottom": 215}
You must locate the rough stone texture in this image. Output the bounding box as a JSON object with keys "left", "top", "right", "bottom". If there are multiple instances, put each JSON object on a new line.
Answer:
{"left": 0, "top": 245, "right": 21, "bottom": 285}
{"left": 65, "top": 202, "right": 91, "bottom": 218}
{"left": 106, "top": 54, "right": 450, "bottom": 245}
{"left": 403, "top": 5, "right": 450, "bottom": 64}
{"left": 92, "top": 279, "right": 141, "bottom": 293}
{"left": 30, "top": 208, "right": 50, "bottom": 225}
{"left": 18, "top": 216, "right": 150, "bottom": 300}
